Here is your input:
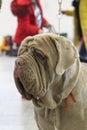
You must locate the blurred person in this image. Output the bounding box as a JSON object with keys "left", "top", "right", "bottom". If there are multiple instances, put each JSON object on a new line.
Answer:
{"left": 62, "top": 0, "right": 87, "bottom": 62}
{"left": 10, "top": 0, "right": 52, "bottom": 56}
{"left": 72, "top": 0, "right": 87, "bottom": 62}
{"left": 61, "top": 9, "right": 79, "bottom": 47}
{"left": 0, "top": 0, "right": 2, "bottom": 9}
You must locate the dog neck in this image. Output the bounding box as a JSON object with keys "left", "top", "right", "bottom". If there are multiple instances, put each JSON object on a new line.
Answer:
{"left": 37, "top": 58, "right": 80, "bottom": 109}
{"left": 44, "top": 58, "right": 80, "bottom": 109}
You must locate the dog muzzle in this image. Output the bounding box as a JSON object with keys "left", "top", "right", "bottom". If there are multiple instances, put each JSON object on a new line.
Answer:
{"left": 14, "top": 54, "right": 47, "bottom": 107}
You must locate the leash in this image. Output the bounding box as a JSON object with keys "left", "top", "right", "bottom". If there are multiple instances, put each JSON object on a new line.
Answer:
{"left": 57, "top": 0, "right": 63, "bottom": 35}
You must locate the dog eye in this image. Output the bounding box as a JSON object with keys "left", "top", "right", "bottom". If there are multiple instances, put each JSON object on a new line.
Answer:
{"left": 31, "top": 47, "right": 47, "bottom": 62}
{"left": 35, "top": 50, "right": 46, "bottom": 61}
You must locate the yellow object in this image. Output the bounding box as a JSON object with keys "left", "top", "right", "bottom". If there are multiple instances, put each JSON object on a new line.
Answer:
{"left": 79, "top": 0, "right": 87, "bottom": 50}
{"left": 0, "top": 37, "right": 10, "bottom": 51}
{"left": 62, "top": 9, "right": 79, "bottom": 47}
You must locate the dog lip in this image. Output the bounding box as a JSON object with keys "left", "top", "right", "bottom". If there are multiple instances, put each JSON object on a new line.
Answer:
{"left": 14, "top": 76, "right": 46, "bottom": 108}
{"left": 35, "top": 97, "right": 40, "bottom": 100}
{"left": 32, "top": 97, "right": 45, "bottom": 108}
{"left": 14, "top": 75, "right": 42, "bottom": 101}
{"left": 14, "top": 70, "right": 45, "bottom": 105}
{"left": 14, "top": 76, "right": 32, "bottom": 100}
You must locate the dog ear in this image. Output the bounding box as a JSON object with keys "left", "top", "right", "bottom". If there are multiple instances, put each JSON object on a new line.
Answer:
{"left": 53, "top": 36, "right": 80, "bottom": 101}
{"left": 54, "top": 36, "right": 78, "bottom": 75}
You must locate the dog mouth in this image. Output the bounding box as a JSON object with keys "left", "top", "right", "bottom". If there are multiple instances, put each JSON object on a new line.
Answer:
{"left": 14, "top": 75, "right": 46, "bottom": 108}
{"left": 14, "top": 55, "right": 47, "bottom": 108}
{"left": 15, "top": 77, "right": 33, "bottom": 100}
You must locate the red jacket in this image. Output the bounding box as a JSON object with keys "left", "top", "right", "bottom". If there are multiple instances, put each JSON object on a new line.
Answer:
{"left": 11, "top": 0, "right": 47, "bottom": 44}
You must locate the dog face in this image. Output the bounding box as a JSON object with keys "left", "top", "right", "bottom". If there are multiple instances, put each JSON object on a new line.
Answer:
{"left": 14, "top": 34, "right": 79, "bottom": 109}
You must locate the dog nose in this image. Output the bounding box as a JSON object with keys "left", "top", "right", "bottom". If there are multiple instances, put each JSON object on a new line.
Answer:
{"left": 15, "top": 59, "right": 25, "bottom": 67}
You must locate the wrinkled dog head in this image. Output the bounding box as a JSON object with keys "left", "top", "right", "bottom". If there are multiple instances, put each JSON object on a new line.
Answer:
{"left": 14, "top": 33, "right": 79, "bottom": 109}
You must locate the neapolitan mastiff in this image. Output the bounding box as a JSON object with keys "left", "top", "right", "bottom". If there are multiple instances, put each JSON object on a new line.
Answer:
{"left": 14, "top": 33, "right": 87, "bottom": 130}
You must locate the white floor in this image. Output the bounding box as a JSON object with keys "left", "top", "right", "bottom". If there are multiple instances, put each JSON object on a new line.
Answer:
{"left": 0, "top": 54, "right": 38, "bottom": 130}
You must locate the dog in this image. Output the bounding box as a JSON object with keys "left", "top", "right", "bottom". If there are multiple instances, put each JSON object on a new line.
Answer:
{"left": 14, "top": 33, "right": 87, "bottom": 130}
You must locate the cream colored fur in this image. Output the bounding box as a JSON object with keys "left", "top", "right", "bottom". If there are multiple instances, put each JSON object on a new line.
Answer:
{"left": 14, "top": 33, "right": 87, "bottom": 130}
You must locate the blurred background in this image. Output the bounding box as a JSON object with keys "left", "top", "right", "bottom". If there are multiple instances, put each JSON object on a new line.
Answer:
{"left": 0, "top": 0, "right": 77, "bottom": 130}
{"left": 0, "top": 0, "right": 73, "bottom": 42}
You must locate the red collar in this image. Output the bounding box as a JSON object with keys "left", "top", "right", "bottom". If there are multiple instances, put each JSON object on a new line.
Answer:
{"left": 64, "top": 92, "right": 76, "bottom": 111}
